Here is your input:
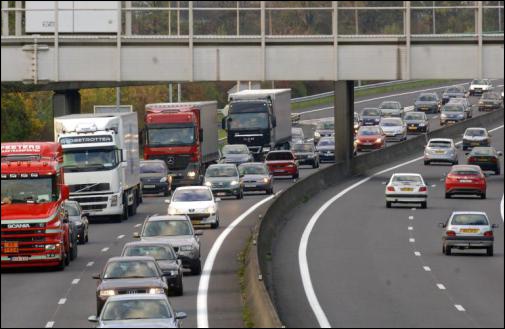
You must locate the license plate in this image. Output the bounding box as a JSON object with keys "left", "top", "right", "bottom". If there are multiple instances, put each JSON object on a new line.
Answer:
{"left": 459, "top": 179, "right": 472, "bottom": 183}
{"left": 245, "top": 184, "right": 257, "bottom": 188}
{"left": 216, "top": 192, "right": 226, "bottom": 196}
{"left": 11, "top": 256, "right": 30, "bottom": 261}
{"left": 460, "top": 228, "right": 479, "bottom": 233}
{"left": 143, "top": 185, "right": 156, "bottom": 188}
{"left": 192, "top": 220, "right": 202, "bottom": 225}
{"left": 364, "top": 142, "right": 372, "bottom": 145}
{"left": 408, "top": 126, "right": 417, "bottom": 130}
{"left": 274, "top": 170, "right": 285, "bottom": 173}
{"left": 435, "top": 150, "right": 445, "bottom": 154}
{"left": 401, "top": 188, "right": 414, "bottom": 192}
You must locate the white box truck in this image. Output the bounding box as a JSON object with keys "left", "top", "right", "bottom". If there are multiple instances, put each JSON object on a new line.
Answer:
{"left": 54, "top": 107, "right": 141, "bottom": 222}
{"left": 223, "top": 89, "right": 292, "bottom": 159}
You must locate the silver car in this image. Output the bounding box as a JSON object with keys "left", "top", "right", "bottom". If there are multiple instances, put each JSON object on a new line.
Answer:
{"left": 379, "top": 117, "right": 407, "bottom": 142}
{"left": 424, "top": 138, "right": 458, "bottom": 165}
{"left": 238, "top": 162, "right": 274, "bottom": 195}
{"left": 440, "top": 211, "right": 498, "bottom": 256}
{"left": 379, "top": 101, "right": 403, "bottom": 117}
{"left": 448, "top": 97, "right": 473, "bottom": 119}
{"left": 88, "top": 294, "right": 187, "bottom": 328}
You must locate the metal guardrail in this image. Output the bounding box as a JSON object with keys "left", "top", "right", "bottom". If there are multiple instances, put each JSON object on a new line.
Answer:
{"left": 291, "top": 80, "right": 415, "bottom": 103}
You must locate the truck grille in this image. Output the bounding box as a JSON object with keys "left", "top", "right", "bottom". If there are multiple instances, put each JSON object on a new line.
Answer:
{"left": 2, "top": 224, "right": 49, "bottom": 253}
{"left": 81, "top": 204, "right": 108, "bottom": 211}
{"left": 149, "top": 155, "right": 191, "bottom": 171}
{"left": 70, "top": 196, "right": 109, "bottom": 203}
{"left": 69, "top": 183, "right": 110, "bottom": 193}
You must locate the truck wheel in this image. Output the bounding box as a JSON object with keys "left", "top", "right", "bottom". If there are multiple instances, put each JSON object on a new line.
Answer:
{"left": 128, "top": 192, "right": 137, "bottom": 216}
{"left": 445, "top": 193, "right": 451, "bottom": 199}
{"left": 56, "top": 257, "right": 65, "bottom": 271}
{"left": 120, "top": 199, "right": 128, "bottom": 221}
{"left": 481, "top": 192, "right": 486, "bottom": 199}
{"left": 421, "top": 201, "right": 427, "bottom": 209}
{"left": 386, "top": 201, "right": 392, "bottom": 208}
{"left": 495, "top": 168, "right": 501, "bottom": 175}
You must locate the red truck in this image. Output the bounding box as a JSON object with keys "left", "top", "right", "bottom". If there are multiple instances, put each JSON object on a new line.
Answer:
{"left": 1, "top": 142, "right": 71, "bottom": 270}
{"left": 143, "top": 102, "right": 219, "bottom": 189}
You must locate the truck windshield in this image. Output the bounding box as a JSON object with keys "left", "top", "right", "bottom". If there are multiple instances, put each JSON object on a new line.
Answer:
{"left": 1, "top": 177, "right": 57, "bottom": 204}
{"left": 228, "top": 113, "right": 269, "bottom": 130}
{"left": 147, "top": 126, "right": 195, "bottom": 147}
{"left": 62, "top": 148, "right": 119, "bottom": 172}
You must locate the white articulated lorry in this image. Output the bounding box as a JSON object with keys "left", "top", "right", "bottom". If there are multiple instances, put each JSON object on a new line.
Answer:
{"left": 54, "top": 106, "right": 141, "bottom": 222}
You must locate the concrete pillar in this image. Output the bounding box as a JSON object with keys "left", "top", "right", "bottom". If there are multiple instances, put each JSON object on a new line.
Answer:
{"left": 53, "top": 90, "right": 81, "bottom": 118}
{"left": 333, "top": 80, "right": 354, "bottom": 169}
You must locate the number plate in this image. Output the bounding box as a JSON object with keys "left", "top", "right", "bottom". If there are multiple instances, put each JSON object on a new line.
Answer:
{"left": 216, "top": 192, "right": 226, "bottom": 196}
{"left": 459, "top": 179, "right": 472, "bottom": 183}
{"left": 460, "top": 228, "right": 479, "bottom": 233}
{"left": 274, "top": 170, "right": 285, "bottom": 173}
{"left": 143, "top": 185, "right": 156, "bottom": 188}
{"left": 10, "top": 256, "right": 30, "bottom": 261}
{"left": 245, "top": 184, "right": 257, "bottom": 188}
{"left": 408, "top": 126, "right": 417, "bottom": 130}
{"left": 401, "top": 188, "right": 414, "bottom": 192}
{"left": 435, "top": 150, "right": 445, "bottom": 154}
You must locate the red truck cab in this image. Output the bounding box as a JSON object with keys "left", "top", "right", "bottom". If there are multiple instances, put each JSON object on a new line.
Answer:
{"left": 1, "top": 142, "right": 71, "bottom": 269}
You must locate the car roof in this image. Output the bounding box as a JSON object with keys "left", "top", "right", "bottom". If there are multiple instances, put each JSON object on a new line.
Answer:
{"left": 451, "top": 211, "right": 488, "bottom": 216}
{"left": 238, "top": 162, "right": 267, "bottom": 166}
{"left": 208, "top": 163, "right": 238, "bottom": 168}
{"left": 268, "top": 150, "right": 293, "bottom": 153}
{"left": 419, "top": 92, "right": 437, "bottom": 96}
{"left": 123, "top": 241, "right": 175, "bottom": 249}
{"left": 429, "top": 138, "right": 453, "bottom": 142}
{"left": 405, "top": 111, "right": 426, "bottom": 116}
{"left": 105, "top": 293, "right": 169, "bottom": 302}
{"left": 146, "top": 214, "right": 189, "bottom": 222}
{"left": 106, "top": 256, "right": 156, "bottom": 263}
{"left": 465, "top": 127, "right": 487, "bottom": 131}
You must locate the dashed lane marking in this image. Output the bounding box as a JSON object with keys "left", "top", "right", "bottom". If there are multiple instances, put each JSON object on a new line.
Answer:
{"left": 455, "top": 305, "right": 466, "bottom": 312}
{"left": 134, "top": 224, "right": 142, "bottom": 228}
{"left": 409, "top": 216, "right": 414, "bottom": 220}
{"left": 409, "top": 238, "right": 415, "bottom": 243}
{"left": 437, "top": 284, "right": 446, "bottom": 290}
{"left": 86, "top": 261, "right": 94, "bottom": 267}
{"left": 57, "top": 298, "right": 66, "bottom": 305}
{"left": 423, "top": 266, "right": 431, "bottom": 272}
{"left": 414, "top": 251, "right": 421, "bottom": 256}
{"left": 101, "top": 247, "right": 109, "bottom": 252}
{"left": 408, "top": 226, "right": 413, "bottom": 231}
{"left": 71, "top": 279, "right": 80, "bottom": 285}
{"left": 117, "top": 235, "right": 125, "bottom": 239}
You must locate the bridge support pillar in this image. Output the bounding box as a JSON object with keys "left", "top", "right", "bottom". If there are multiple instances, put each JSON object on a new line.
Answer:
{"left": 333, "top": 80, "right": 354, "bottom": 170}
{"left": 53, "top": 89, "right": 81, "bottom": 117}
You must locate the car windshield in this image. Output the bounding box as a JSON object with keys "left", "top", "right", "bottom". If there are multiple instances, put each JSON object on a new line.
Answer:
{"left": 239, "top": 165, "right": 268, "bottom": 175}
{"left": 123, "top": 245, "right": 176, "bottom": 261}
{"left": 140, "top": 162, "right": 167, "bottom": 174}
{"left": 147, "top": 126, "right": 195, "bottom": 147}
{"left": 451, "top": 214, "right": 489, "bottom": 226}
{"left": 392, "top": 175, "right": 422, "bottom": 184}
{"left": 380, "top": 102, "right": 400, "bottom": 109}
{"left": 405, "top": 113, "right": 425, "bottom": 120}
{"left": 172, "top": 189, "right": 212, "bottom": 202}
{"left": 62, "top": 148, "right": 119, "bottom": 172}
{"left": 316, "top": 121, "right": 334, "bottom": 130}
{"left": 1, "top": 177, "right": 57, "bottom": 204}
{"left": 362, "top": 109, "right": 380, "bottom": 116}
{"left": 293, "top": 144, "right": 314, "bottom": 152}
{"left": 471, "top": 148, "right": 494, "bottom": 156}
{"left": 359, "top": 128, "right": 380, "bottom": 136}
{"left": 143, "top": 220, "right": 193, "bottom": 237}
{"left": 103, "top": 260, "right": 158, "bottom": 279}
{"left": 101, "top": 299, "right": 172, "bottom": 321}
{"left": 381, "top": 119, "right": 402, "bottom": 127}
{"left": 442, "top": 105, "right": 464, "bottom": 112}
{"left": 266, "top": 152, "right": 294, "bottom": 161}
{"left": 472, "top": 79, "right": 487, "bottom": 85}
{"left": 446, "top": 87, "right": 463, "bottom": 93}
{"left": 64, "top": 203, "right": 80, "bottom": 216}
{"left": 222, "top": 145, "right": 249, "bottom": 155}
{"left": 418, "top": 95, "right": 436, "bottom": 102}
{"left": 465, "top": 129, "right": 486, "bottom": 137}
{"left": 317, "top": 139, "right": 335, "bottom": 147}
{"left": 206, "top": 166, "right": 238, "bottom": 178}
{"left": 428, "top": 141, "right": 451, "bottom": 148}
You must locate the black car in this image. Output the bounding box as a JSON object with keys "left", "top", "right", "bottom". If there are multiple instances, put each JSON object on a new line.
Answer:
{"left": 467, "top": 147, "right": 502, "bottom": 175}
{"left": 361, "top": 108, "right": 382, "bottom": 126}
{"left": 316, "top": 137, "right": 336, "bottom": 162}
{"left": 414, "top": 92, "right": 441, "bottom": 114}
{"left": 442, "top": 86, "right": 467, "bottom": 104}
{"left": 478, "top": 92, "right": 503, "bottom": 112}
{"left": 121, "top": 241, "right": 183, "bottom": 296}
{"left": 292, "top": 142, "right": 320, "bottom": 168}
{"left": 62, "top": 202, "right": 79, "bottom": 261}
{"left": 140, "top": 160, "right": 171, "bottom": 196}
{"left": 93, "top": 256, "right": 168, "bottom": 315}
{"left": 63, "top": 200, "right": 89, "bottom": 244}
{"left": 404, "top": 111, "right": 429, "bottom": 133}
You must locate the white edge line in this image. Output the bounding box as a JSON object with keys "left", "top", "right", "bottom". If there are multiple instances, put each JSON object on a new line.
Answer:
{"left": 455, "top": 304, "right": 466, "bottom": 312}
{"left": 71, "top": 278, "right": 80, "bottom": 285}
{"left": 500, "top": 195, "right": 504, "bottom": 222}
{"left": 196, "top": 192, "right": 280, "bottom": 328}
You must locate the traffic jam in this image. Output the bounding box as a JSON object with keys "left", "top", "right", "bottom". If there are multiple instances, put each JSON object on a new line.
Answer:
{"left": 1, "top": 80, "right": 504, "bottom": 327}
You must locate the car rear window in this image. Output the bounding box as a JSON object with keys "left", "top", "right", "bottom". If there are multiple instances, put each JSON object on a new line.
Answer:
{"left": 471, "top": 148, "right": 494, "bottom": 156}
{"left": 446, "top": 87, "right": 462, "bottom": 93}
{"left": 362, "top": 109, "right": 380, "bottom": 116}
{"left": 206, "top": 166, "right": 238, "bottom": 177}
{"left": 381, "top": 119, "right": 402, "bottom": 127}
{"left": 418, "top": 95, "right": 436, "bottom": 101}
{"left": 266, "top": 152, "right": 294, "bottom": 161}
{"left": 140, "top": 162, "right": 167, "bottom": 174}
{"left": 359, "top": 128, "right": 380, "bottom": 136}
{"left": 428, "top": 141, "right": 451, "bottom": 148}
{"left": 293, "top": 144, "right": 314, "bottom": 152}
{"left": 379, "top": 102, "right": 400, "bottom": 109}
{"left": 392, "top": 175, "right": 422, "bottom": 184}
{"left": 405, "top": 113, "right": 425, "bottom": 120}
{"left": 451, "top": 214, "right": 489, "bottom": 226}
{"left": 239, "top": 164, "right": 268, "bottom": 175}
{"left": 465, "top": 129, "right": 486, "bottom": 137}
{"left": 442, "top": 105, "right": 464, "bottom": 112}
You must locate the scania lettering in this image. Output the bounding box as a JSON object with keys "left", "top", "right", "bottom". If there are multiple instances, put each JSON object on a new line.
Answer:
{"left": 54, "top": 106, "right": 141, "bottom": 222}
{"left": 1, "top": 142, "right": 71, "bottom": 270}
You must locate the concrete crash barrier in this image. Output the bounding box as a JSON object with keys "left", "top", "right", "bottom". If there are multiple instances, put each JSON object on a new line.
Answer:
{"left": 246, "top": 109, "right": 504, "bottom": 327}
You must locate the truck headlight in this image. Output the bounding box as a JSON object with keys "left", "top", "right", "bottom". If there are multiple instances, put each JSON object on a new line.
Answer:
{"left": 110, "top": 195, "right": 118, "bottom": 207}
{"left": 45, "top": 244, "right": 57, "bottom": 250}
{"left": 187, "top": 171, "right": 197, "bottom": 178}
{"left": 148, "top": 288, "right": 164, "bottom": 294}
{"left": 99, "top": 290, "right": 116, "bottom": 297}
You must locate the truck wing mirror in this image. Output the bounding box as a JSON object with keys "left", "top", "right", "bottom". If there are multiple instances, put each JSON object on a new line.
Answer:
{"left": 61, "top": 185, "right": 70, "bottom": 200}
{"left": 271, "top": 115, "right": 277, "bottom": 128}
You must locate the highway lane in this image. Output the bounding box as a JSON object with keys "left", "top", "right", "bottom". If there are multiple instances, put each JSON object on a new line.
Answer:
{"left": 272, "top": 121, "right": 504, "bottom": 327}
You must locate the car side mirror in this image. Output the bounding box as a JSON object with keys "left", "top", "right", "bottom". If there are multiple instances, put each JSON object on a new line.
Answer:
{"left": 492, "top": 224, "right": 499, "bottom": 229}
{"left": 88, "top": 315, "right": 98, "bottom": 323}
{"left": 438, "top": 223, "right": 446, "bottom": 228}
{"left": 133, "top": 232, "right": 140, "bottom": 239}
{"left": 175, "top": 312, "right": 188, "bottom": 320}
{"left": 195, "top": 230, "right": 204, "bottom": 236}
{"left": 498, "top": 151, "right": 503, "bottom": 157}
{"left": 92, "top": 273, "right": 101, "bottom": 280}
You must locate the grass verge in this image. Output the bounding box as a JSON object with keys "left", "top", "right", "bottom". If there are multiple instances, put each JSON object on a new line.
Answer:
{"left": 291, "top": 79, "right": 455, "bottom": 111}
{"left": 238, "top": 234, "right": 255, "bottom": 328}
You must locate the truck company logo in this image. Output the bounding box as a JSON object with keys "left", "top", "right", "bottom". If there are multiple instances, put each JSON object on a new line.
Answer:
{"left": 1, "top": 144, "right": 41, "bottom": 153}
{"left": 7, "top": 223, "right": 31, "bottom": 229}
{"left": 59, "top": 135, "right": 113, "bottom": 145}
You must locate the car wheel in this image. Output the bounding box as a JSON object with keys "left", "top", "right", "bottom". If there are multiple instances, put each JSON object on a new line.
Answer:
{"left": 164, "top": 189, "right": 170, "bottom": 197}
{"left": 481, "top": 192, "right": 486, "bottom": 199}
{"left": 64, "top": 247, "right": 70, "bottom": 266}
{"left": 424, "top": 160, "right": 430, "bottom": 166}
{"left": 421, "top": 201, "right": 427, "bottom": 209}
{"left": 386, "top": 201, "right": 392, "bottom": 208}
{"left": 487, "top": 246, "right": 494, "bottom": 257}
{"left": 56, "top": 257, "right": 65, "bottom": 271}
{"left": 191, "top": 261, "right": 202, "bottom": 275}
{"left": 445, "top": 193, "right": 451, "bottom": 199}
{"left": 453, "top": 160, "right": 458, "bottom": 165}
{"left": 293, "top": 172, "right": 299, "bottom": 179}
{"left": 85, "top": 231, "right": 89, "bottom": 243}
{"left": 312, "top": 161, "right": 317, "bottom": 169}
{"left": 496, "top": 169, "right": 501, "bottom": 175}
{"left": 210, "top": 217, "right": 220, "bottom": 229}
{"left": 444, "top": 245, "right": 452, "bottom": 256}
{"left": 267, "top": 188, "right": 274, "bottom": 195}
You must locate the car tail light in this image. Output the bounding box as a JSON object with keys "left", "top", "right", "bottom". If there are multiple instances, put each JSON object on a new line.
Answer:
{"left": 468, "top": 157, "right": 475, "bottom": 163}
{"left": 446, "top": 230, "right": 456, "bottom": 237}
{"left": 484, "top": 231, "right": 493, "bottom": 237}
{"left": 491, "top": 157, "right": 497, "bottom": 163}
{"left": 387, "top": 186, "right": 395, "bottom": 192}
{"left": 419, "top": 186, "right": 427, "bottom": 192}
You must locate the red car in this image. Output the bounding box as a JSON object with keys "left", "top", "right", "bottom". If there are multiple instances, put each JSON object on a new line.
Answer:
{"left": 355, "top": 126, "right": 386, "bottom": 152}
{"left": 265, "top": 150, "right": 299, "bottom": 179}
{"left": 445, "top": 165, "right": 487, "bottom": 199}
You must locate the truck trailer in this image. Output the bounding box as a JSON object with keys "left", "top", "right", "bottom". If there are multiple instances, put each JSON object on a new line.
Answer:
{"left": 54, "top": 108, "right": 141, "bottom": 222}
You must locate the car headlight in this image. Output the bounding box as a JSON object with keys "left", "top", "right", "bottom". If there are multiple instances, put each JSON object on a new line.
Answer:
{"left": 441, "top": 114, "right": 447, "bottom": 119}
{"left": 206, "top": 206, "right": 216, "bottom": 214}
{"left": 148, "top": 288, "right": 164, "bottom": 294}
{"left": 230, "top": 180, "right": 239, "bottom": 186}
{"left": 263, "top": 177, "right": 270, "bottom": 183}
{"left": 187, "top": 171, "right": 197, "bottom": 178}
{"left": 74, "top": 220, "right": 83, "bottom": 227}
{"left": 314, "top": 132, "right": 320, "bottom": 138}
{"left": 99, "top": 290, "right": 116, "bottom": 297}
{"left": 110, "top": 195, "right": 118, "bottom": 207}
{"left": 479, "top": 101, "right": 484, "bottom": 105}
{"left": 179, "top": 245, "right": 193, "bottom": 252}
{"left": 375, "top": 138, "right": 382, "bottom": 143}
{"left": 204, "top": 181, "right": 212, "bottom": 187}
{"left": 458, "top": 114, "right": 464, "bottom": 118}
{"left": 375, "top": 118, "right": 380, "bottom": 122}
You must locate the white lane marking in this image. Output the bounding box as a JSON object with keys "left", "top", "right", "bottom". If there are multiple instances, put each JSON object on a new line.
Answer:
{"left": 57, "top": 298, "right": 66, "bottom": 305}
{"left": 101, "top": 247, "right": 109, "bottom": 252}
{"left": 455, "top": 305, "right": 466, "bottom": 312}
{"left": 437, "top": 284, "right": 446, "bottom": 290}
{"left": 197, "top": 192, "right": 280, "bottom": 328}
{"left": 86, "top": 261, "right": 94, "bottom": 267}
{"left": 45, "top": 322, "right": 55, "bottom": 328}
{"left": 423, "top": 266, "right": 431, "bottom": 272}
{"left": 298, "top": 82, "right": 472, "bottom": 115}
{"left": 117, "top": 234, "right": 125, "bottom": 240}
{"left": 433, "top": 115, "right": 439, "bottom": 119}
{"left": 134, "top": 223, "right": 142, "bottom": 228}
{"left": 431, "top": 184, "right": 437, "bottom": 188}
{"left": 501, "top": 195, "right": 504, "bottom": 222}
{"left": 308, "top": 138, "right": 314, "bottom": 142}
{"left": 409, "top": 216, "right": 414, "bottom": 220}
{"left": 414, "top": 251, "right": 421, "bottom": 256}
{"left": 408, "top": 226, "right": 413, "bottom": 231}
{"left": 411, "top": 208, "right": 416, "bottom": 211}
{"left": 298, "top": 124, "right": 504, "bottom": 328}
{"left": 71, "top": 279, "right": 80, "bottom": 285}
{"left": 409, "top": 238, "right": 415, "bottom": 243}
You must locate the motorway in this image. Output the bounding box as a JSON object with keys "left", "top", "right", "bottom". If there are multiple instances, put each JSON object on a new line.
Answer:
{"left": 273, "top": 113, "right": 504, "bottom": 324}
{"left": 1, "top": 80, "right": 503, "bottom": 328}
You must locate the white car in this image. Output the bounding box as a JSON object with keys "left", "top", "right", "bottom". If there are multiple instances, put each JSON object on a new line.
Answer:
{"left": 385, "top": 173, "right": 428, "bottom": 208}
{"left": 379, "top": 117, "right": 407, "bottom": 142}
{"left": 166, "top": 186, "right": 220, "bottom": 229}
{"left": 469, "top": 79, "right": 493, "bottom": 96}
{"left": 462, "top": 127, "right": 491, "bottom": 151}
